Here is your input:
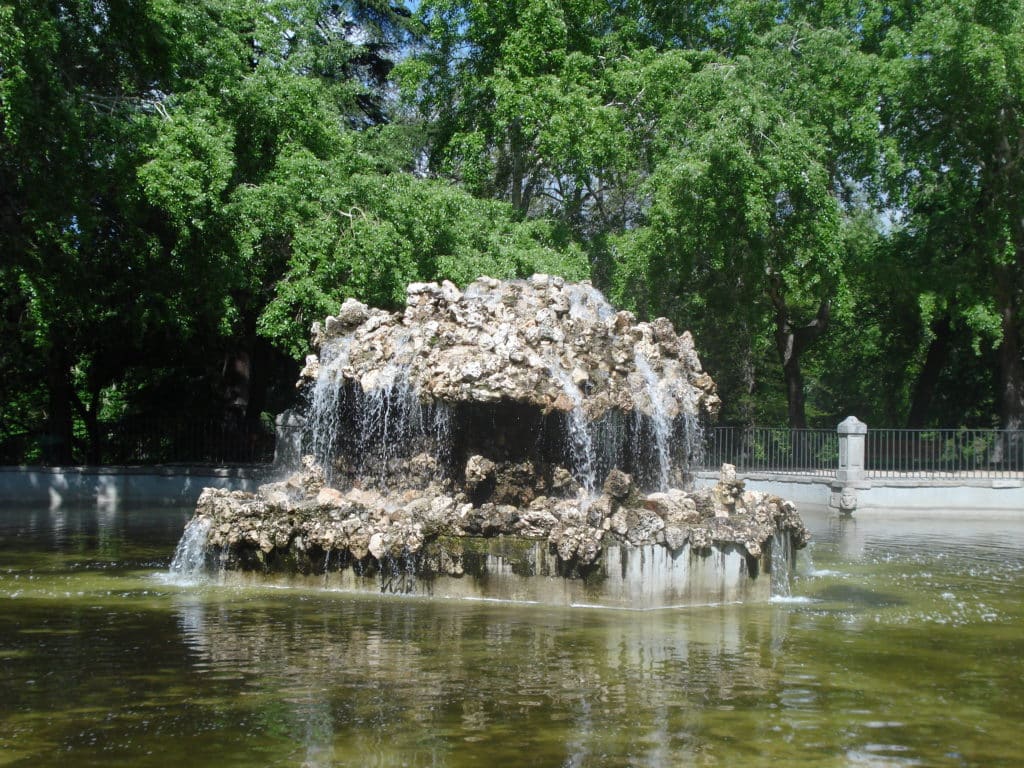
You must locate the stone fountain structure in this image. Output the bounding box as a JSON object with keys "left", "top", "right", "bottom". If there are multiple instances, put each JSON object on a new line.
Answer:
{"left": 174, "top": 275, "right": 808, "bottom": 607}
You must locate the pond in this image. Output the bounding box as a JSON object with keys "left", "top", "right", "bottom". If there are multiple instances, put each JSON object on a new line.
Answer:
{"left": 1, "top": 504, "right": 1021, "bottom": 767}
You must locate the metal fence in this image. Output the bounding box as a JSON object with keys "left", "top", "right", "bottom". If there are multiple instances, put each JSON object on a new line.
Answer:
{"left": 701, "top": 425, "right": 1024, "bottom": 480}
{"left": 6, "top": 414, "right": 1024, "bottom": 480}
{"left": 0, "top": 417, "right": 277, "bottom": 467}
{"left": 866, "top": 428, "right": 1024, "bottom": 479}
{"left": 700, "top": 427, "right": 839, "bottom": 477}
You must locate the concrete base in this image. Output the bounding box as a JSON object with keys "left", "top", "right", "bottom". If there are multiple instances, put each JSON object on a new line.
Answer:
{"left": 213, "top": 534, "right": 793, "bottom": 609}
{"left": 695, "top": 472, "right": 832, "bottom": 508}
{"left": 5, "top": 465, "right": 1020, "bottom": 514}
{"left": 0, "top": 465, "right": 271, "bottom": 508}
{"left": 695, "top": 471, "right": 1024, "bottom": 513}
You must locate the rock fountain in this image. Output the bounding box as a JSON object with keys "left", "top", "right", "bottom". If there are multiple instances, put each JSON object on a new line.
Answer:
{"left": 174, "top": 275, "right": 808, "bottom": 607}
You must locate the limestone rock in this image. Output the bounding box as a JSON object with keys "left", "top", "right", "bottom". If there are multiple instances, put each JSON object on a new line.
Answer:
{"left": 465, "top": 455, "right": 496, "bottom": 487}
{"left": 336, "top": 297, "right": 370, "bottom": 329}
{"left": 180, "top": 278, "right": 809, "bottom": 582}
{"left": 315, "top": 487, "right": 345, "bottom": 508}
{"left": 298, "top": 275, "right": 718, "bottom": 423}
{"left": 187, "top": 463, "right": 809, "bottom": 574}
{"left": 603, "top": 469, "right": 633, "bottom": 501}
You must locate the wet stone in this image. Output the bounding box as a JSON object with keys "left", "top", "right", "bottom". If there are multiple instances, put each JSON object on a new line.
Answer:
{"left": 178, "top": 277, "right": 807, "bottom": 603}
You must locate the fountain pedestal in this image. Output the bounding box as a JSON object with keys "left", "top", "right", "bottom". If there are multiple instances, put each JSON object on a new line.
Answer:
{"left": 172, "top": 276, "right": 809, "bottom": 606}
{"left": 217, "top": 536, "right": 797, "bottom": 608}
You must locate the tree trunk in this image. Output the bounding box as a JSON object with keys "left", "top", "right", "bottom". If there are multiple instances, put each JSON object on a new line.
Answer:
{"left": 781, "top": 353, "right": 808, "bottom": 429}
{"left": 76, "top": 384, "right": 102, "bottom": 465}
{"left": 906, "top": 314, "right": 953, "bottom": 428}
{"left": 994, "top": 266, "right": 1024, "bottom": 432}
{"left": 768, "top": 276, "right": 829, "bottom": 429}
{"left": 990, "top": 264, "right": 1024, "bottom": 468}
{"left": 44, "top": 343, "right": 75, "bottom": 466}
{"left": 223, "top": 348, "right": 252, "bottom": 421}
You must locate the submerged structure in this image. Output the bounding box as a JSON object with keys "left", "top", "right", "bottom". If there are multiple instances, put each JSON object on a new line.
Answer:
{"left": 174, "top": 275, "right": 808, "bottom": 607}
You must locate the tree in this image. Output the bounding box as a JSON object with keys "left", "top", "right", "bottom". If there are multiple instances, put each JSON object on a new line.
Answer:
{"left": 397, "top": 0, "right": 639, "bottom": 251}
{"left": 609, "top": 37, "right": 874, "bottom": 428}
{"left": 882, "top": 0, "right": 1024, "bottom": 430}
{"left": 232, "top": 135, "right": 587, "bottom": 357}
{"left": 0, "top": 0, "right": 420, "bottom": 462}
{"left": 0, "top": 0, "right": 586, "bottom": 464}
{"left": 0, "top": 0, "right": 209, "bottom": 462}
{"left": 404, "top": 2, "right": 892, "bottom": 428}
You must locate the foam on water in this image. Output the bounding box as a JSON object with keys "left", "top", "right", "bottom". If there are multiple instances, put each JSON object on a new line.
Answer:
{"left": 770, "top": 595, "right": 817, "bottom": 604}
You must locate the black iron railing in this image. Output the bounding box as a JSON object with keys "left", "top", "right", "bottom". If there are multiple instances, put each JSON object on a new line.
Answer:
{"left": 701, "top": 425, "right": 1024, "bottom": 480}
{"left": 5, "top": 415, "right": 1024, "bottom": 480}
{"left": 700, "top": 427, "right": 839, "bottom": 477}
{"left": 865, "top": 428, "right": 1024, "bottom": 479}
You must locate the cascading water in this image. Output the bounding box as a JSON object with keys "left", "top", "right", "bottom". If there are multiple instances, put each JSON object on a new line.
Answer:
{"left": 303, "top": 330, "right": 453, "bottom": 491}
{"left": 305, "top": 337, "right": 352, "bottom": 478}
{"left": 551, "top": 283, "right": 624, "bottom": 494}
{"left": 352, "top": 354, "right": 417, "bottom": 486}
{"left": 769, "top": 531, "right": 794, "bottom": 599}
{"left": 549, "top": 361, "right": 599, "bottom": 495}
{"left": 634, "top": 353, "right": 673, "bottom": 492}
{"left": 565, "top": 283, "right": 616, "bottom": 322}
{"left": 169, "top": 517, "right": 213, "bottom": 583}
{"left": 678, "top": 410, "right": 705, "bottom": 472}
{"left": 301, "top": 278, "right": 708, "bottom": 500}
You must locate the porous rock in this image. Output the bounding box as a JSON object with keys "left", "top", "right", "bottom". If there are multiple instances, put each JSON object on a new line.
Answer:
{"left": 182, "top": 277, "right": 806, "bottom": 580}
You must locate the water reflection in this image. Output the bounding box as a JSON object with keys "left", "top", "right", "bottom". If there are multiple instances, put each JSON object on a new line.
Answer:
{"left": 169, "top": 585, "right": 795, "bottom": 765}
{"left": 2, "top": 505, "right": 1023, "bottom": 766}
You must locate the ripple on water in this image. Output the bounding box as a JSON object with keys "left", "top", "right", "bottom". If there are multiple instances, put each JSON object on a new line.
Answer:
{"left": 3, "top": 505, "right": 1024, "bottom": 767}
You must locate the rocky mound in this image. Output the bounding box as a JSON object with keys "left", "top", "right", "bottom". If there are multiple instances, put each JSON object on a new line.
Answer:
{"left": 301, "top": 274, "right": 719, "bottom": 421}
{"left": 179, "top": 276, "right": 809, "bottom": 588}
{"left": 194, "top": 462, "right": 809, "bottom": 572}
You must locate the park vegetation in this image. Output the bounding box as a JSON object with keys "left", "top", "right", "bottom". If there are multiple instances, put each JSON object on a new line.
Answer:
{"left": 1, "top": 0, "right": 1022, "bottom": 463}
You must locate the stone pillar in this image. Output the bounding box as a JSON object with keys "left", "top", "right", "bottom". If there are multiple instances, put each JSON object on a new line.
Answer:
{"left": 830, "top": 416, "right": 868, "bottom": 515}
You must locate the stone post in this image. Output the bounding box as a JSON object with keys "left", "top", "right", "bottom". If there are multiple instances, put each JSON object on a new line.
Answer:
{"left": 830, "top": 415, "right": 868, "bottom": 515}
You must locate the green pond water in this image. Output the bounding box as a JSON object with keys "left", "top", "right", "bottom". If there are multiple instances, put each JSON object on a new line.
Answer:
{"left": 1, "top": 504, "right": 1022, "bottom": 767}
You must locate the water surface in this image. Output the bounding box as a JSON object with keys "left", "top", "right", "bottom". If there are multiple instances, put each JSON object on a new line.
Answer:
{"left": 1, "top": 505, "right": 1021, "bottom": 766}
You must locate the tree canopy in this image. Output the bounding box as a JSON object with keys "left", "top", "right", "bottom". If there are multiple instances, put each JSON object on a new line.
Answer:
{"left": 1, "top": 0, "right": 1020, "bottom": 463}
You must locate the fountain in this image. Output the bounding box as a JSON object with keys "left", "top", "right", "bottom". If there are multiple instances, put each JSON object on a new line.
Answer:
{"left": 174, "top": 275, "right": 809, "bottom": 607}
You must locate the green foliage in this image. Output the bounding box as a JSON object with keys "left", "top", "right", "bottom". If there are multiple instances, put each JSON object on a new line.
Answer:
{"left": 398, "top": 0, "right": 638, "bottom": 235}
{"left": 880, "top": 0, "right": 1024, "bottom": 427}
{"left": 3, "top": 0, "right": 1023, "bottom": 465}
{"left": 234, "top": 139, "right": 586, "bottom": 356}
{"left": 0, "top": 0, "right": 584, "bottom": 462}
{"left": 606, "top": 38, "right": 857, "bottom": 425}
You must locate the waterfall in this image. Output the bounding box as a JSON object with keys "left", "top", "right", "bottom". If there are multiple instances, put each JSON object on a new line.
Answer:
{"left": 306, "top": 338, "right": 352, "bottom": 475}
{"left": 353, "top": 361, "right": 417, "bottom": 486}
{"left": 566, "top": 283, "right": 616, "bottom": 322}
{"left": 547, "top": 360, "right": 599, "bottom": 495}
{"left": 545, "top": 283, "right": 619, "bottom": 494}
{"left": 170, "top": 278, "right": 807, "bottom": 609}
{"left": 678, "top": 410, "right": 705, "bottom": 472}
{"left": 769, "top": 531, "right": 794, "bottom": 598}
{"left": 633, "top": 353, "right": 672, "bottom": 492}
{"left": 350, "top": 331, "right": 453, "bottom": 490}
{"left": 303, "top": 331, "right": 453, "bottom": 491}
{"left": 169, "top": 517, "right": 212, "bottom": 583}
